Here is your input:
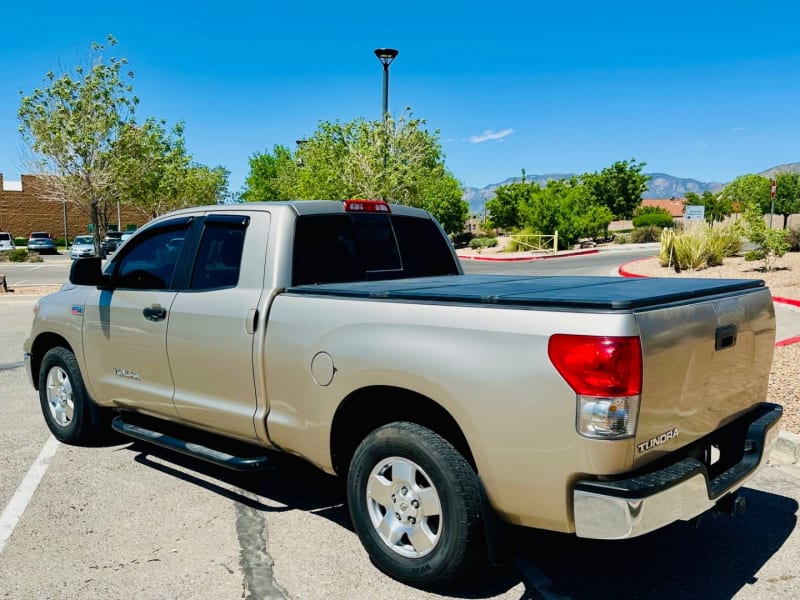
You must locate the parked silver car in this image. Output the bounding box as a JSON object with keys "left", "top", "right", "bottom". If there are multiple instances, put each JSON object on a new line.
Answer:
{"left": 28, "top": 232, "right": 57, "bottom": 255}
{"left": 70, "top": 235, "right": 96, "bottom": 259}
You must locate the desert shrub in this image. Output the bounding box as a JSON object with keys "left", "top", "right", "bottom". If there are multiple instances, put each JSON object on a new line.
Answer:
{"left": 6, "top": 249, "right": 30, "bottom": 262}
{"left": 630, "top": 226, "right": 662, "bottom": 243}
{"left": 632, "top": 206, "right": 674, "bottom": 229}
{"left": 613, "top": 233, "right": 630, "bottom": 244}
{"left": 659, "top": 222, "right": 743, "bottom": 270}
{"left": 469, "top": 237, "right": 497, "bottom": 250}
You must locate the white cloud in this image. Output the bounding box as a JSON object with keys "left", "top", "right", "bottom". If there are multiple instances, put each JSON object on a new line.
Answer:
{"left": 466, "top": 128, "right": 514, "bottom": 143}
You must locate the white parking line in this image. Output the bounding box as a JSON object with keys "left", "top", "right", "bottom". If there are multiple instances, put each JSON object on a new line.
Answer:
{"left": 0, "top": 435, "right": 59, "bottom": 555}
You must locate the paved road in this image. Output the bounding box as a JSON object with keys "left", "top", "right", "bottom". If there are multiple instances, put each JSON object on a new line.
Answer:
{"left": 1, "top": 246, "right": 799, "bottom": 599}
{"left": 0, "top": 252, "right": 72, "bottom": 287}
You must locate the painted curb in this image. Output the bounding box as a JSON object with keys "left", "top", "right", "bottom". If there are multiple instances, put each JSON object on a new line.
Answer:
{"left": 457, "top": 249, "right": 599, "bottom": 262}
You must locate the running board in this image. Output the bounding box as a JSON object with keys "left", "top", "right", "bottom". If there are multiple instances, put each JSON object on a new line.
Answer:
{"left": 111, "top": 416, "right": 272, "bottom": 471}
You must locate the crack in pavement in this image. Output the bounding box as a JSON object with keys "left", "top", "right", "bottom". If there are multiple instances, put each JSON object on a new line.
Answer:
{"left": 235, "top": 493, "right": 290, "bottom": 600}
{"left": 0, "top": 362, "right": 24, "bottom": 372}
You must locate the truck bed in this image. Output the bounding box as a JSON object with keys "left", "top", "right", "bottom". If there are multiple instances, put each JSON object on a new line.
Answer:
{"left": 287, "top": 274, "right": 766, "bottom": 310}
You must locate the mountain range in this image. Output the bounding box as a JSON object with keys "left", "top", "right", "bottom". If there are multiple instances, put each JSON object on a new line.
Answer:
{"left": 461, "top": 162, "right": 800, "bottom": 216}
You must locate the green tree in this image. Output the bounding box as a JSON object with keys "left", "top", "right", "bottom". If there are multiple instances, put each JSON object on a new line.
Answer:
{"left": 773, "top": 172, "right": 800, "bottom": 229}
{"left": 17, "top": 35, "right": 138, "bottom": 250}
{"left": 521, "top": 178, "right": 612, "bottom": 248}
{"left": 721, "top": 174, "right": 770, "bottom": 216}
{"left": 584, "top": 159, "right": 650, "bottom": 219}
{"left": 241, "top": 145, "right": 296, "bottom": 201}
{"left": 685, "top": 191, "right": 732, "bottom": 225}
{"left": 113, "top": 119, "right": 228, "bottom": 219}
{"left": 485, "top": 182, "right": 529, "bottom": 230}
{"left": 242, "top": 108, "right": 467, "bottom": 234}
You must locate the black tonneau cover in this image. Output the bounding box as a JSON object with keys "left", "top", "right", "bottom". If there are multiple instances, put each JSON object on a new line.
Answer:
{"left": 287, "top": 275, "right": 766, "bottom": 311}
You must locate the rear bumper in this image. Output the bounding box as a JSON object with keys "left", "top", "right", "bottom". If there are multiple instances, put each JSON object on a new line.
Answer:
{"left": 573, "top": 403, "right": 782, "bottom": 539}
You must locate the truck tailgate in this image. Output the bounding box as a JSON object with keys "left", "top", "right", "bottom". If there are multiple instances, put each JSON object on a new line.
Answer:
{"left": 632, "top": 285, "right": 775, "bottom": 465}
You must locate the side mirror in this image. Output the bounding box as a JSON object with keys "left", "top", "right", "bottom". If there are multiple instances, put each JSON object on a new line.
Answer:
{"left": 70, "top": 257, "right": 111, "bottom": 288}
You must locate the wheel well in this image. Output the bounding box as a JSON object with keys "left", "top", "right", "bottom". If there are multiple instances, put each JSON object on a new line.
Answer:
{"left": 30, "top": 333, "right": 73, "bottom": 390}
{"left": 329, "top": 386, "right": 476, "bottom": 476}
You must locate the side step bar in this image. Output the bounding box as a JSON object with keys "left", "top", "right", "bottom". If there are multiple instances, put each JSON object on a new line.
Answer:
{"left": 111, "top": 416, "right": 272, "bottom": 471}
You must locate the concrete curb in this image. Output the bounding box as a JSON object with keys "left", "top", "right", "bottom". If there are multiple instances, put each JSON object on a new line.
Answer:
{"left": 457, "top": 248, "right": 599, "bottom": 262}
{"left": 771, "top": 430, "right": 800, "bottom": 466}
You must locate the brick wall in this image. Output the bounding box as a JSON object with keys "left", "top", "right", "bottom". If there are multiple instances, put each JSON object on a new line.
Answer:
{"left": 0, "top": 173, "right": 146, "bottom": 239}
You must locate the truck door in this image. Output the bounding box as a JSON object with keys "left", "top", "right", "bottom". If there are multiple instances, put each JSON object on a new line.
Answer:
{"left": 167, "top": 213, "right": 268, "bottom": 442}
{"left": 82, "top": 219, "right": 193, "bottom": 417}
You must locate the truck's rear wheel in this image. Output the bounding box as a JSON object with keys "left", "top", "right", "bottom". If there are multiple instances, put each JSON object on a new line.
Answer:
{"left": 39, "top": 347, "right": 101, "bottom": 444}
{"left": 347, "top": 422, "right": 484, "bottom": 588}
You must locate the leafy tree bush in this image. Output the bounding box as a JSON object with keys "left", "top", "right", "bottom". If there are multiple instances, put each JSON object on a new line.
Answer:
{"left": 632, "top": 206, "right": 674, "bottom": 228}
{"left": 583, "top": 159, "right": 649, "bottom": 219}
{"left": 630, "top": 225, "right": 662, "bottom": 243}
{"left": 242, "top": 109, "right": 468, "bottom": 234}
{"left": 742, "top": 200, "right": 789, "bottom": 271}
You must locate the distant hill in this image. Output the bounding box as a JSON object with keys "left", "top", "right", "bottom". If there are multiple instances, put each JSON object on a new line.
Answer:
{"left": 461, "top": 163, "right": 800, "bottom": 216}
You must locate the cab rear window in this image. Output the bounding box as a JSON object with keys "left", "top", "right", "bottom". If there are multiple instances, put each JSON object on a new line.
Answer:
{"left": 292, "top": 214, "right": 458, "bottom": 286}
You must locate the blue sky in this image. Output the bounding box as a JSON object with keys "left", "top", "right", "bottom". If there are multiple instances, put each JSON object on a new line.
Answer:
{"left": 2, "top": 1, "right": 799, "bottom": 194}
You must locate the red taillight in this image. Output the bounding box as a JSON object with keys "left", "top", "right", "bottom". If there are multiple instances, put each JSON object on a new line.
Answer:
{"left": 548, "top": 335, "right": 642, "bottom": 397}
{"left": 344, "top": 199, "right": 391, "bottom": 213}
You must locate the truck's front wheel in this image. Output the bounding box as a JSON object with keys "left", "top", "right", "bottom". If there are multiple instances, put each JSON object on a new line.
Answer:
{"left": 347, "top": 422, "right": 484, "bottom": 588}
{"left": 38, "top": 347, "right": 102, "bottom": 445}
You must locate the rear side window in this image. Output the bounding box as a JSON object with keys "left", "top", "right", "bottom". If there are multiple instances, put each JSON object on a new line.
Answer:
{"left": 0, "top": 233, "right": 10, "bottom": 241}
{"left": 189, "top": 223, "right": 246, "bottom": 290}
{"left": 292, "top": 213, "right": 458, "bottom": 286}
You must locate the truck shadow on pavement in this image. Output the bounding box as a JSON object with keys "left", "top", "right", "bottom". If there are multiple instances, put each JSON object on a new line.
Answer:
{"left": 122, "top": 441, "right": 798, "bottom": 599}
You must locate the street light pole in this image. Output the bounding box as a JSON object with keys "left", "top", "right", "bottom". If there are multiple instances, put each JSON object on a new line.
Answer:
{"left": 373, "top": 48, "right": 398, "bottom": 120}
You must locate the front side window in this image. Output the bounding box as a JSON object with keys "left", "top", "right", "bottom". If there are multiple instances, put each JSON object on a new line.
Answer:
{"left": 113, "top": 226, "right": 189, "bottom": 290}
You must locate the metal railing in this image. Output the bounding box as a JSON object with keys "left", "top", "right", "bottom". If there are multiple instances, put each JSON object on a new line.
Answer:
{"left": 508, "top": 232, "right": 559, "bottom": 255}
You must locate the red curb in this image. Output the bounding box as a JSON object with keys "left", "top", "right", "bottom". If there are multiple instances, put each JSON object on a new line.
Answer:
{"left": 457, "top": 249, "right": 599, "bottom": 262}
{"left": 776, "top": 335, "right": 800, "bottom": 347}
{"left": 617, "top": 257, "right": 651, "bottom": 278}
{"left": 774, "top": 296, "right": 800, "bottom": 309}
{"left": 618, "top": 260, "right": 800, "bottom": 347}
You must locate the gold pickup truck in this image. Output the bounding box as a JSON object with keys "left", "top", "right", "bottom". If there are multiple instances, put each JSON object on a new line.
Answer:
{"left": 24, "top": 199, "right": 782, "bottom": 588}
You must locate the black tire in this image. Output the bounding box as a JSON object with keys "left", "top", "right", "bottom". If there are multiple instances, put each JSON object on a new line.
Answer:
{"left": 38, "top": 347, "right": 102, "bottom": 444}
{"left": 347, "top": 422, "right": 484, "bottom": 589}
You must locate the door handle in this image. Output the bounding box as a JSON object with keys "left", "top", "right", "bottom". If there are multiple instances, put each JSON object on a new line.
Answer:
{"left": 143, "top": 304, "right": 167, "bottom": 322}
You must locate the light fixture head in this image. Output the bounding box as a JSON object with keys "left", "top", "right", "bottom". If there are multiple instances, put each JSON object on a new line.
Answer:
{"left": 374, "top": 48, "right": 399, "bottom": 66}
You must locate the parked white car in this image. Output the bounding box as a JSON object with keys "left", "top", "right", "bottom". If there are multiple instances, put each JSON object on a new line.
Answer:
{"left": 0, "top": 232, "right": 15, "bottom": 252}
{"left": 70, "top": 235, "right": 96, "bottom": 259}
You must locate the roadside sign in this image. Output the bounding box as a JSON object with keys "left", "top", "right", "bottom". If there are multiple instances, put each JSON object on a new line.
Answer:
{"left": 685, "top": 205, "right": 705, "bottom": 221}
{"left": 771, "top": 179, "right": 777, "bottom": 199}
